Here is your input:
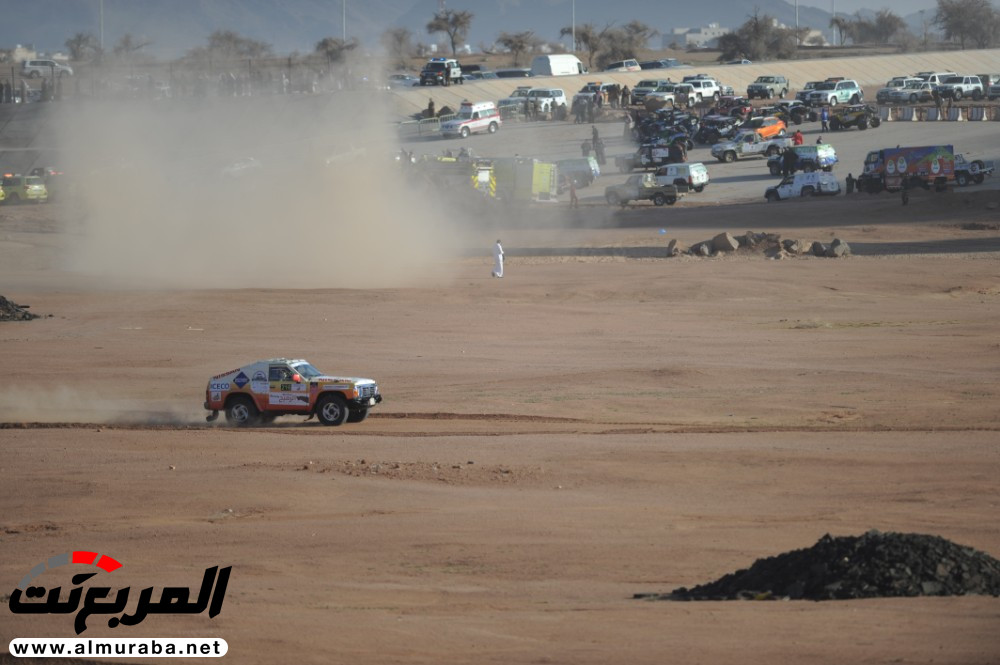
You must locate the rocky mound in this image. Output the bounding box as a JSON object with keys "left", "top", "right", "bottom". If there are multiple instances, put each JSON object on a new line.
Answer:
{"left": 0, "top": 295, "right": 37, "bottom": 321}
{"left": 640, "top": 530, "right": 1000, "bottom": 601}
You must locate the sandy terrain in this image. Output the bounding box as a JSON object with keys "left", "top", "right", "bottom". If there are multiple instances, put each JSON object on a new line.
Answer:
{"left": 2, "top": 182, "right": 1000, "bottom": 664}
{"left": 3, "top": 86, "right": 1000, "bottom": 663}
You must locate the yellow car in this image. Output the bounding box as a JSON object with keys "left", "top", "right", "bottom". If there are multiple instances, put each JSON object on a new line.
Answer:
{"left": 1, "top": 173, "right": 48, "bottom": 203}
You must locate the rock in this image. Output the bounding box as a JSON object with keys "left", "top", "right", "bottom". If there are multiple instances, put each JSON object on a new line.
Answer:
{"left": 812, "top": 242, "right": 828, "bottom": 257}
{"left": 666, "top": 238, "right": 681, "bottom": 256}
{"left": 695, "top": 242, "right": 711, "bottom": 257}
{"left": 826, "top": 238, "right": 851, "bottom": 258}
{"left": 782, "top": 239, "right": 803, "bottom": 254}
{"left": 765, "top": 247, "right": 789, "bottom": 260}
{"left": 712, "top": 232, "right": 739, "bottom": 253}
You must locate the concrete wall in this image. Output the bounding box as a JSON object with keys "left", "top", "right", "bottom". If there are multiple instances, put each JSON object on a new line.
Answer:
{"left": 389, "top": 48, "right": 1000, "bottom": 119}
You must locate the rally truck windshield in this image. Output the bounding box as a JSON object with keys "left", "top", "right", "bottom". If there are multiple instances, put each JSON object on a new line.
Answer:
{"left": 290, "top": 362, "right": 324, "bottom": 378}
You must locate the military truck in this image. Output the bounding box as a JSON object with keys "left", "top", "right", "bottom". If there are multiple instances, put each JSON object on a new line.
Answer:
{"left": 857, "top": 145, "right": 994, "bottom": 193}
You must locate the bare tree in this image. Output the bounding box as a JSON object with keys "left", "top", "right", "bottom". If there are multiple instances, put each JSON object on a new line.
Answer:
{"left": 65, "top": 32, "right": 101, "bottom": 61}
{"left": 559, "top": 23, "right": 607, "bottom": 70}
{"left": 381, "top": 27, "right": 413, "bottom": 70}
{"left": 426, "top": 9, "right": 474, "bottom": 56}
{"left": 719, "top": 12, "right": 804, "bottom": 61}
{"left": 496, "top": 31, "right": 540, "bottom": 66}
{"left": 829, "top": 16, "right": 854, "bottom": 45}
{"left": 935, "top": 0, "right": 1000, "bottom": 48}
{"left": 315, "top": 37, "right": 358, "bottom": 65}
{"left": 113, "top": 33, "right": 151, "bottom": 57}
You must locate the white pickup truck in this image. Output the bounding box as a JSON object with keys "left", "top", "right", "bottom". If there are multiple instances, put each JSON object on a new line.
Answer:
{"left": 711, "top": 131, "right": 794, "bottom": 163}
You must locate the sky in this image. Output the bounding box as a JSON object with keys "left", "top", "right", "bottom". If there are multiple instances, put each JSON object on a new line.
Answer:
{"left": 798, "top": 0, "right": 940, "bottom": 14}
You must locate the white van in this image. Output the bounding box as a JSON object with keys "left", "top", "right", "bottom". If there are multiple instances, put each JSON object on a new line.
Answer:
{"left": 915, "top": 71, "right": 958, "bottom": 86}
{"left": 655, "top": 162, "right": 710, "bottom": 193}
{"left": 765, "top": 172, "right": 840, "bottom": 201}
{"left": 526, "top": 88, "right": 568, "bottom": 112}
{"left": 440, "top": 101, "right": 502, "bottom": 138}
{"left": 530, "top": 54, "right": 587, "bottom": 77}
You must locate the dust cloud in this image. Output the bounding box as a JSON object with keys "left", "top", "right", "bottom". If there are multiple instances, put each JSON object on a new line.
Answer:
{"left": 53, "top": 92, "right": 470, "bottom": 289}
{"left": 0, "top": 385, "right": 201, "bottom": 425}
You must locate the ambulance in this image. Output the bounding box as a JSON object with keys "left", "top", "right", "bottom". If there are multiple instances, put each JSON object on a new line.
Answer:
{"left": 440, "top": 101, "right": 501, "bottom": 138}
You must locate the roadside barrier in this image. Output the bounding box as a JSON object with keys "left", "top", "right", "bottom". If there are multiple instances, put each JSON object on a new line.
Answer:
{"left": 967, "top": 107, "right": 989, "bottom": 121}
{"left": 926, "top": 107, "right": 943, "bottom": 121}
{"left": 898, "top": 106, "right": 918, "bottom": 121}
{"left": 878, "top": 106, "right": 892, "bottom": 121}
{"left": 947, "top": 107, "right": 964, "bottom": 121}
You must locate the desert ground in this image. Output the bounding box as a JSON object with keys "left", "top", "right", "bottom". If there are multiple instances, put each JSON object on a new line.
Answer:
{"left": 2, "top": 91, "right": 1000, "bottom": 664}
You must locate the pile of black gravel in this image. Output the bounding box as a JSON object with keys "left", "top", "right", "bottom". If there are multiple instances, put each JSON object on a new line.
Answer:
{"left": 0, "top": 295, "right": 36, "bottom": 321}
{"left": 639, "top": 530, "right": 1000, "bottom": 601}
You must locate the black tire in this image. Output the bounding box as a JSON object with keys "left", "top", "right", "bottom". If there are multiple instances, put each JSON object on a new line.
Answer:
{"left": 652, "top": 192, "right": 667, "bottom": 206}
{"left": 606, "top": 192, "right": 621, "bottom": 206}
{"left": 956, "top": 172, "right": 969, "bottom": 187}
{"left": 723, "top": 151, "right": 736, "bottom": 163}
{"left": 460, "top": 126, "right": 470, "bottom": 138}
{"left": 780, "top": 88, "right": 787, "bottom": 99}
{"left": 674, "top": 179, "right": 686, "bottom": 188}
{"left": 347, "top": 408, "right": 369, "bottom": 423}
{"left": 694, "top": 185, "right": 704, "bottom": 193}
{"left": 909, "top": 93, "right": 917, "bottom": 103}
{"left": 766, "top": 146, "right": 780, "bottom": 157}
{"left": 28, "top": 71, "right": 40, "bottom": 79}
{"left": 974, "top": 174, "right": 985, "bottom": 184}
{"left": 953, "top": 90, "right": 962, "bottom": 101}
{"left": 766, "top": 89, "right": 773, "bottom": 99}
{"left": 225, "top": 395, "right": 260, "bottom": 427}
{"left": 871, "top": 117, "right": 881, "bottom": 128}
{"left": 829, "top": 97, "right": 837, "bottom": 106}
{"left": 972, "top": 89, "right": 982, "bottom": 101}
{"left": 792, "top": 113, "right": 803, "bottom": 125}
{"left": 829, "top": 117, "right": 842, "bottom": 131}
{"left": 808, "top": 111, "right": 818, "bottom": 122}
{"left": 850, "top": 95, "right": 860, "bottom": 104}
{"left": 666, "top": 196, "right": 678, "bottom": 205}
{"left": 769, "top": 163, "right": 781, "bottom": 176}
{"left": 801, "top": 186, "right": 815, "bottom": 197}
{"left": 488, "top": 122, "right": 498, "bottom": 134}
{"left": 316, "top": 393, "right": 349, "bottom": 426}
{"left": 766, "top": 191, "right": 779, "bottom": 202}
{"left": 858, "top": 117, "right": 868, "bottom": 130}
{"left": 803, "top": 163, "right": 816, "bottom": 173}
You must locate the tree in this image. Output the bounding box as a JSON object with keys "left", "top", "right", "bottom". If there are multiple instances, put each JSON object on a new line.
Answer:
{"left": 113, "top": 33, "right": 150, "bottom": 58}
{"left": 873, "top": 10, "right": 906, "bottom": 43}
{"left": 496, "top": 30, "right": 540, "bottom": 66}
{"left": 426, "top": 9, "right": 474, "bottom": 56}
{"left": 381, "top": 27, "right": 413, "bottom": 70}
{"left": 559, "top": 23, "right": 606, "bottom": 70}
{"left": 719, "top": 12, "right": 805, "bottom": 61}
{"left": 65, "top": 32, "right": 100, "bottom": 61}
{"left": 829, "top": 16, "right": 854, "bottom": 45}
{"left": 206, "top": 30, "right": 273, "bottom": 58}
{"left": 935, "top": 0, "right": 1000, "bottom": 48}
{"left": 315, "top": 37, "right": 357, "bottom": 65}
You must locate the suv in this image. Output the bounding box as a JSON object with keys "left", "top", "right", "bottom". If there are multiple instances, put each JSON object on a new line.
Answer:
{"left": 682, "top": 74, "right": 722, "bottom": 102}
{"left": 805, "top": 79, "right": 863, "bottom": 106}
{"left": 204, "top": 358, "right": 382, "bottom": 427}
{"left": 876, "top": 77, "right": 923, "bottom": 103}
{"left": 935, "top": 75, "right": 984, "bottom": 100}
{"left": 765, "top": 172, "right": 841, "bottom": 201}
{"left": 526, "top": 87, "right": 567, "bottom": 113}
{"left": 631, "top": 79, "right": 672, "bottom": 105}
{"left": 440, "top": 101, "right": 501, "bottom": 138}
{"left": 746, "top": 76, "right": 789, "bottom": 99}
{"left": 21, "top": 59, "right": 73, "bottom": 78}
{"left": 888, "top": 80, "right": 934, "bottom": 104}
{"left": 420, "top": 57, "right": 463, "bottom": 86}
{"left": 604, "top": 59, "right": 641, "bottom": 72}
{"left": 0, "top": 174, "right": 48, "bottom": 203}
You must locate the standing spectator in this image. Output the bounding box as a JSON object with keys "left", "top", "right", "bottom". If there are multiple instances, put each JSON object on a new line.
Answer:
{"left": 581, "top": 139, "right": 592, "bottom": 158}
{"left": 845, "top": 173, "right": 855, "bottom": 194}
{"left": 565, "top": 176, "right": 579, "bottom": 208}
{"left": 820, "top": 106, "right": 830, "bottom": 131}
{"left": 594, "top": 138, "right": 606, "bottom": 166}
{"left": 623, "top": 112, "right": 633, "bottom": 140}
{"left": 782, "top": 148, "right": 797, "bottom": 177}
{"left": 586, "top": 98, "right": 595, "bottom": 123}
{"left": 492, "top": 239, "right": 504, "bottom": 278}
{"left": 932, "top": 87, "right": 943, "bottom": 115}
{"left": 621, "top": 85, "right": 630, "bottom": 108}
{"left": 816, "top": 135, "right": 823, "bottom": 145}
{"left": 592, "top": 125, "right": 600, "bottom": 145}
{"left": 427, "top": 98, "right": 435, "bottom": 118}
{"left": 792, "top": 129, "right": 804, "bottom": 145}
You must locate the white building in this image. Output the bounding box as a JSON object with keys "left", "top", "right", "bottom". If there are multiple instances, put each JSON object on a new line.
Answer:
{"left": 663, "top": 23, "right": 730, "bottom": 48}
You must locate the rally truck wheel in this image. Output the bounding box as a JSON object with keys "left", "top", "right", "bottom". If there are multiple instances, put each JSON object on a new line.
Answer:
{"left": 769, "top": 163, "right": 781, "bottom": 176}
{"left": 723, "top": 151, "right": 736, "bottom": 163}
{"left": 347, "top": 408, "right": 369, "bottom": 423}
{"left": 871, "top": 117, "right": 881, "bottom": 128}
{"left": 974, "top": 174, "right": 985, "bottom": 184}
{"left": 953, "top": 90, "right": 963, "bottom": 101}
{"left": 956, "top": 171, "right": 969, "bottom": 187}
{"left": 829, "top": 117, "right": 842, "bottom": 131}
{"left": 488, "top": 122, "right": 498, "bottom": 134}
{"left": 316, "top": 394, "right": 349, "bottom": 426}
{"left": 225, "top": 395, "right": 260, "bottom": 427}
{"left": 766, "top": 191, "right": 779, "bottom": 202}
{"left": 460, "top": 126, "right": 470, "bottom": 138}
{"left": 858, "top": 117, "right": 868, "bottom": 130}
{"left": 801, "top": 186, "right": 815, "bottom": 197}
{"left": 666, "top": 195, "right": 678, "bottom": 205}
{"left": 766, "top": 146, "right": 780, "bottom": 157}
{"left": 652, "top": 192, "right": 667, "bottom": 206}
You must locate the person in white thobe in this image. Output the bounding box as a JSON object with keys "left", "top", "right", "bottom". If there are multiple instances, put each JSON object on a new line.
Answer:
{"left": 492, "top": 239, "right": 504, "bottom": 278}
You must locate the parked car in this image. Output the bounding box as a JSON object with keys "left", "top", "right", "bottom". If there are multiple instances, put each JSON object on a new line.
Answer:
{"left": 887, "top": 81, "right": 934, "bottom": 104}
{"left": 526, "top": 87, "right": 568, "bottom": 113}
{"left": 934, "top": 75, "right": 985, "bottom": 100}
{"left": 743, "top": 116, "right": 787, "bottom": 139}
{"left": 631, "top": 79, "right": 673, "bottom": 105}
{"left": 640, "top": 58, "right": 683, "bottom": 69}
{"left": 795, "top": 80, "right": 823, "bottom": 102}
{"left": 420, "top": 57, "right": 463, "bottom": 86}
{"left": 0, "top": 173, "right": 48, "bottom": 203}
{"left": 463, "top": 71, "right": 499, "bottom": 81}
{"left": 805, "top": 79, "right": 863, "bottom": 106}
{"left": 604, "top": 59, "right": 641, "bottom": 72}
{"left": 747, "top": 76, "right": 790, "bottom": 99}
{"left": 655, "top": 162, "right": 710, "bottom": 193}
{"left": 556, "top": 157, "right": 598, "bottom": 188}
{"left": 495, "top": 68, "right": 533, "bottom": 78}
{"left": 875, "top": 77, "right": 923, "bottom": 103}
{"left": 21, "top": 59, "right": 73, "bottom": 78}
{"left": 765, "top": 172, "right": 841, "bottom": 201}
{"left": 387, "top": 73, "right": 419, "bottom": 89}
